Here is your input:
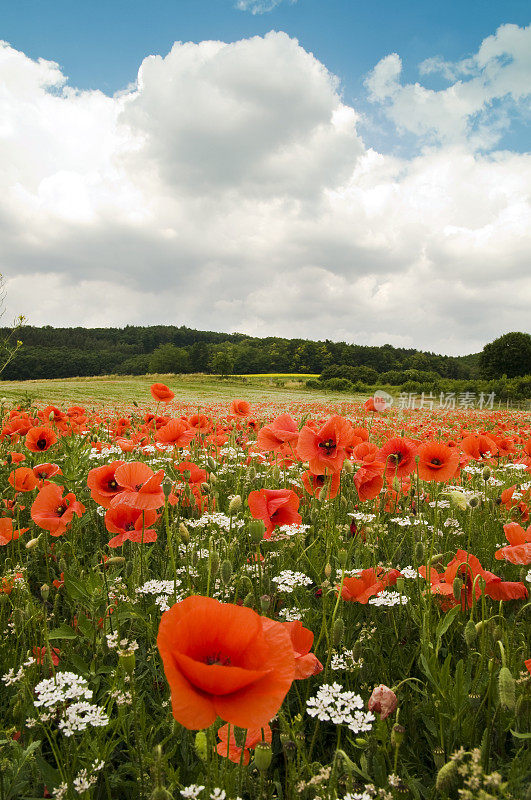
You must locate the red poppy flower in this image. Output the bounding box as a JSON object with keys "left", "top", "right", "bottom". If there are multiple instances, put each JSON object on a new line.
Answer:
{"left": 417, "top": 442, "right": 459, "bottom": 482}
{"left": 302, "top": 470, "right": 341, "bottom": 500}
{"left": 30, "top": 484, "right": 86, "bottom": 537}
{"left": 8, "top": 467, "right": 38, "bottom": 493}
{"left": 461, "top": 434, "right": 498, "bottom": 462}
{"left": 87, "top": 461, "right": 126, "bottom": 508}
{"left": 247, "top": 489, "right": 302, "bottom": 538}
{"left": 297, "top": 415, "right": 354, "bottom": 475}
{"left": 230, "top": 399, "right": 251, "bottom": 418}
{"left": 110, "top": 462, "right": 165, "bottom": 511}
{"left": 279, "top": 620, "right": 323, "bottom": 679}
{"left": 25, "top": 426, "right": 57, "bottom": 453}
{"left": 0, "top": 518, "right": 28, "bottom": 545}
{"left": 175, "top": 461, "right": 208, "bottom": 485}
{"left": 354, "top": 465, "right": 384, "bottom": 501}
{"left": 33, "top": 646, "right": 61, "bottom": 666}
{"left": 378, "top": 438, "right": 417, "bottom": 479}
{"left": 105, "top": 506, "right": 159, "bottom": 548}
{"left": 340, "top": 568, "right": 401, "bottom": 604}
{"left": 155, "top": 419, "right": 196, "bottom": 448}
{"left": 150, "top": 383, "right": 175, "bottom": 403}
{"left": 32, "top": 463, "right": 63, "bottom": 486}
{"left": 257, "top": 414, "right": 299, "bottom": 455}
{"left": 216, "top": 723, "right": 272, "bottom": 765}
{"left": 157, "top": 595, "right": 295, "bottom": 730}
{"left": 495, "top": 522, "right": 531, "bottom": 565}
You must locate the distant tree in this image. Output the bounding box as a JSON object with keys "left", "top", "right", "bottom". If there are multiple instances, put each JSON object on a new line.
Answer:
{"left": 480, "top": 332, "right": 531, "bottom": 378}
{"left": 210, "top": 349, "right": 235, "bottom": 377}
{"left": 149, "top": 344, "right": 189, "bottom": 374}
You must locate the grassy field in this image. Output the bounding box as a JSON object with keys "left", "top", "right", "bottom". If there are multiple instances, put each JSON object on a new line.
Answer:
{"left": 0, "top": 372, "right": 366, "bottom": 408}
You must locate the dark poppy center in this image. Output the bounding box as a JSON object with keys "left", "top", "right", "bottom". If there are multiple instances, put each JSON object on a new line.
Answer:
{"left": 125, "top": 523, "right": 135, "bottom": 531}
{"left": 318, "top": 438, "right": 336, "bottom": 455}
{"left": 108, "top": 479, "right": 118, "bottom": 490}
{"left": 390, "top": 452, "right": 403, "bottom": 465}
{"left": 37, "top": 438, "right": 47, "bottom": 450}
{"left": 430, "top": 458, "right": 442, "bottom": 466}
{"left": 205, "top": 653, "right": 231, "bottom": 666}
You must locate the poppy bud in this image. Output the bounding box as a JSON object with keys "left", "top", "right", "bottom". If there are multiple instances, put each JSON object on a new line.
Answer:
{"left": 243, "top": 592, "right": 254, "bottom": 607}
{"left": 468, "top": 495, "right": 480, "bottom": 508}
{"left": 209, "top": 473, "right": 217, "bottom": 484}
{"left": 13, "top": 608, "right": 24, "bottom": 629}
{"left": 482, "top": 467, "right": 491, "bottom": 481}
{"left": 48, "top": 411, "right": 55, "bottom": 422}
{"left": 178, "top": 523, "right": 190, "bottom": 543}
{"left": 452, "top": 577, "right": 463, "bottom": 603}
{"left": 106, "top": 557, "right": 126, "bottom": 566}
{"left": 26, "top": 536, "right": 41, "bottom": 549}
{"left": 368, "top": 685, "right": 398, "bottom": 721}
{"left": 250, "top": 520, "right": 266, "bottom": 543}
{"left": 194, "top": 731, "right": 208, "bottom": 762}
{"left": 331, "top": 617, "right": 344, "bottom": 647}
{"left": 220, "top": 560, "right": 232, "bottom": 585}
{"left": 498, "top": 666, "right": 515, "bottom": 711}
{"left": 254, "top": 742, "right": 272, "bottom": 771}
{"left": 209, "top": 550, "right": 220, "bottom": 576}
{"left": 436, "top": 760, "right": 459, "bottom": 794}
{"left": 40, "top": 584, "right": 50, "bottom": 603}
{"left": 228, "top": 495, "right": 242, "bottom": 514}
{"left": 207, "top": 457, "right": 217, "bottom": 472}
{"left": 447, "top": 490, "right": 467, "bottom": 511}
{"left": 324, "top": 563, "right": 332, "bottom": 579}
{"left": 355, "top": 737, "right": 369, "bottom": 748}
{"left": 352, "top": 641, "right": 362, "bottom": 659}
{"left": 272, "top": 467, "right": 281, "bottom": 482}
{"left": 281, "top": 737, "right": 296, "bottom": 761}
{"left": 343, "top": 459, "right": 354, "bottom": 473}
{"left": 463, "top": 619, "right": 476, "bottom": 647}
{"left": 492, "top": 625, "right": 503, "bottom": 644}
{"left": 338, "top": 549, "right": 347, "bottom": 567}
{"left": 390, "top": 723, "right": 405, "bottom": 747}
{"left": 396, "top": 577, "right": 405, "bottom": 594}
{"left": 246, "top": 466, "right": 256, "bottom": 482}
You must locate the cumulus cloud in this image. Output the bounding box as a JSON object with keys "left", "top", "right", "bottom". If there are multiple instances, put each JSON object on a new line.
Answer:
{"left": 366, "top": 23, "right": 531, "bottom": 149}
{"left": 1, "top": 27, "right": 530, "bottom": 355}
{"left": 235, "top": 0, "right": 298, "bottom": 14}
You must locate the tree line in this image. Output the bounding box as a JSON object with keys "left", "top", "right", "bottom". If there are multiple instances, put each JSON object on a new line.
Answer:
{"left": 1, "top": 325, "right": 529, "bottom": 383}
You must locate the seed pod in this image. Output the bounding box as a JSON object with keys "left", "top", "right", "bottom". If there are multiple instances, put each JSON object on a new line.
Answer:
{"left": 194, "top": 731, "right": 208, "bottom": 762}
{"left": 228, "top": 495, "right": 242, "bottom": 514}
{"left": 220, "top": 560, "right": 232, "bottom": 585}
{"left": 390, "top": 723, "right": 405, "bottom": 748}
{"left": 324, "top": 563, "right": 332, "bottom": 579}
{"left": 207, "top": 456, "right": 217, "bottom": 472}
{"left": 119, "top": 651, "right": 136, "bottom": 676}
{"left": 498, "top": 666, "right": 515, "bottom": 711}
{"left": 338, "top": 549, "right": 348, "bottom": 567}
{"left": 482, "top": 466, "right": 491, "bottom": 481}
{"left": 467, "top": 692, "right": 481, "bottom": 709}
{"left": 281, "top": 738, "right": 296, "bottom": 761}
{"left": 435, "top": 759, "right": 459, "bottom": 794}
{"left": 452, "top": 577, "right": 463, "bottom": 603}
{"left": 468, "top": 495, "right": 480, "bottom": 508}
{"left": 352, "top": 641, "right": 362, "bottom": 659}
{"left": 492, "top": 625, "right": 503, "bottom": 643}
{"left": 331, "top": 617, "right": 345, "bottom": 647}
{"left": 463, "top": 619, "right": 477, "bottom": 647}
{"left": 432, "top": 746, "right": 445, "bottom": 770}
{"left": 254, "top": 742, "right": 272, "bottom": 771}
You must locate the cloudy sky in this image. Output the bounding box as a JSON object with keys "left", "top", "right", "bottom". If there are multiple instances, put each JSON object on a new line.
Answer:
{"left": 1, "top": 0, "right": 530, "bottom": 355}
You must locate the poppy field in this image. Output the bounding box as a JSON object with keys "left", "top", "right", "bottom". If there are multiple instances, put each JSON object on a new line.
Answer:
{"left": 1, "top": 384, "right": 530, "bottom": 800}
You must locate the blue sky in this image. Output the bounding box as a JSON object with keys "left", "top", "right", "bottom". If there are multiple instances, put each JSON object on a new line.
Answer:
{"left": 3, "top": 0, "right": 530, "bottom": 152}
{"left": 1, "top": 2, "right": 530, "bottom": 353}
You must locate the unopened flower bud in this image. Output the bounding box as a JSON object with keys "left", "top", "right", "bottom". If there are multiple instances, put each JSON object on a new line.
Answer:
{"left": 194, "top": 731, "right": 208, "bottom": 762}
{"left": 338, "top": 549, "right": 347, "bottom": 567}
{"left": 254, "top": 742, "right": 272, "bottom": 771}
{"left": 331, "top": 617, "right": 344, "bottom": 647}
{"left": 482, "top": 467, "right": 491, "bottom": 481}
{"left": 228, "top": 495, "right": 242, "bottom": 514}
{"left": 207, "top": 456, "right": 217, "bottom": 472}
{"left": 26, "top": 536, "right": 41, "bottom": 549}
{"left": 463, "top": 619, "right": 477, "bottom": 647}
{"left": 324, "top": 563, "right": 332, "bottom": 579}
{"left": 447, "top": 490, "right": 467, "bottom": 511}
{"left": 106, "top": 557, "right": 125, "bottom": 566}
{"left": 220, "top": 560, "right": 232, "bottom": 585}
{"left": 243, "top": 592, "right": 254, "bottom": 608}
{"left": 260, "top": 595, "right": 271, "bottom": 613}
{"left": 209, "top": 550, "right": 220, "bottom": 576}
{"left": 498, "top": 666, "right": 515, "bottom": 711}
{"left": 120, "top": 651, "right": 136, "bottom": 676}
{"left": 178, "top": 523, "right": 190, "bottom": 543}
{"left": 342, "top": 459, "right": 354, "bottom": 473}
{"left": 452, "top": 577, "right": 463, "bottom": 603}
{"left": 415, "top": 541, "right": 424, "bottom": 563}
{"left": 468, "top": 494, "right": 480, "bottom": 508}
{"left": 436, "top": 760, "right": 459, "bottom": 794}
{"left": 368, "top": 685, "right": 398, "bottom": 721}
{"left": 249, "top": 520, "right": 266, "bottom": 543}
{"left": 40, "top": 584, "right": 50, "bottom": 603}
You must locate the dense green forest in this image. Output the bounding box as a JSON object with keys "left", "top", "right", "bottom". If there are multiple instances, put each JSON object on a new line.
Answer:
{"left": 1, "top": 324, "right": 483, "bottom": 381}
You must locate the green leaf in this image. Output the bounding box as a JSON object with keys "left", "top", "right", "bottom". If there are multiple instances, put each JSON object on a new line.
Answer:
{"left": 510, "top": 729, "right": 531, "bottom": 739}
{"left": 47, "top": 625, "right": 77, "bottom": 640}
{"left": 436, "top": 605, "right": 460, "bottom": 641}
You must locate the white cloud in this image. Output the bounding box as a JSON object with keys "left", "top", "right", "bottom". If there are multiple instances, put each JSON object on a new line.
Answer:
{"left": 1, "top": 28, "right": 530, "bottom": 356}
{"left": 235, "top": 0, "right": 298, "bottom": 14}
{"left": 366, "top": 23, "right": 531, "bottom": 149}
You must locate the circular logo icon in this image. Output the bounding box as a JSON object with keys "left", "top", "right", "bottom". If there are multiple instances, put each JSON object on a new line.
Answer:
{"left": 373, "top": 390, "right": 394, "bottom": 412}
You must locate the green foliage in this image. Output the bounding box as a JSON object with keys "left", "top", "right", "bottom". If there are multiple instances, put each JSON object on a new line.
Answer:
{"left": 480, "top": 332, "right": 531, "bottom": 379}
{"left": 149, "top": 344, "right": 190, "bottom": 374}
